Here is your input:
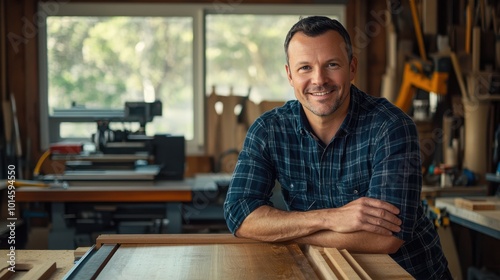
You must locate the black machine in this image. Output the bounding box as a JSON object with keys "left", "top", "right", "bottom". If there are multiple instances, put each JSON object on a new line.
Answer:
{"left": 93, "top": 100, "right": 162, "bottom": 152}
{"left": 63, "top": 100, "right": 186, "bottom": 181}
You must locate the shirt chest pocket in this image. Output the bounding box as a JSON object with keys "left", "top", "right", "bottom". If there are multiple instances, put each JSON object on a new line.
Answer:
{"left": 335, "top": 171, "right": 371, "bottom": 205}
{"left": 278, "top": 177, "right": 309, "bottom": 211}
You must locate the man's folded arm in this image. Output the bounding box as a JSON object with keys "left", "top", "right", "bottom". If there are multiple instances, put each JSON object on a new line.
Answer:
{"left": 295, "top": 230, "right": 404, "bottom": 254}
{"left": 235, "top": 198, "right": 404, "bottom": 254}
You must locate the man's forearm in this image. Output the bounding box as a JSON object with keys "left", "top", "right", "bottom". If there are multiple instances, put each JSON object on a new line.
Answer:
{"left": 295, "top": 230, "right": 403, "bottom": 254}
{"left": 237, "top": 205, "right": 403, "bottom": 254}
{"left": 235, "top": 205, "right": 325, "bottom": 242}
{"left": 235, "top": 197, "right": 402, "bottom": 248}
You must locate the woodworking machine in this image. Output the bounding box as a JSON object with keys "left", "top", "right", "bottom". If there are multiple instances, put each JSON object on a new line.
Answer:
{"left": 45, "top": 101, "right": 185, "bottom": 181}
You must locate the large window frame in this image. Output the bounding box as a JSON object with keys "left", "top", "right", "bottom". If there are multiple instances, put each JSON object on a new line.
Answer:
{"left": 39, "top": 3, "right": 345, "bottom": 155}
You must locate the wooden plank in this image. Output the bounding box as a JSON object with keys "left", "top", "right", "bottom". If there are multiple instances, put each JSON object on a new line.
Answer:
{"left": 351, "top": 254, "right": 414, "bottom": 279}
{"left": 0, "top": 263, "right": 32, "bottom": 280}
{"left": 472, "top": 26, "right": 481, "bottom": 72}
{"left": 338, "top": 249, "right": 372, "bottom": 280}
{"left": 422, "top": 0, "right": 437, "bottom": 35}
{"left": 0, "top": 262, "right": 56, "bottom": 280}
{"left": 20, "top": 262, "right": 56, "bottom": 280}
{"left": 0, "top": 270, "right": 10, "bottom": 280}
{"left": 286, "top": 244, "right": 320, "bottom": 280}
{"left": 96, "top": 233, "right": 260, "bottom": 249}
{"left": 303, "top": 245, "right": 339, "bottom": 280}
{"left": 450, "top": 52, "right": 470, "bottom": 101}
{"left": 206, "top": 88, "right": 220, "bottom": 157}
{"left": 0, "top": 250, "right": 75, "bottom": 279}
{"left": 218, "top": 95, "right": 244, "bottom": 162}
{"left": 324, "top": 248, "right": 362, "bottom": 280}
{"left": 454, "top": 198, "right": 496, "bottom": 210}
{"left": 98, "top": 243, "right": 315, "bottom": 280}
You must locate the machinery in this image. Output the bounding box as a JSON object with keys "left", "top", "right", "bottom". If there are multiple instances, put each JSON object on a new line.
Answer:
{"left": 42, "top": 100, "right": 185, "bottom": 182}
{"left": 92, "top": 101, "right": 162, "bottom": 153}
{"left": 395, "top": 56, "right": 450, "bottom": 114}
{"left": 25, "top": 101, "right": 191, "bottom": 248}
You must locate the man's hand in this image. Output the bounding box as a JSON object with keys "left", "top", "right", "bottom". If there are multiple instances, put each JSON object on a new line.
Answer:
{"left": 325, "top": 197, "right": 402, "bottom": 236}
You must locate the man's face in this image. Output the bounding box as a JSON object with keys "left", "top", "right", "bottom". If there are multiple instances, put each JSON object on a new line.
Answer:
{"left": 285, "top": 30, "right": 357, "bottom": 118}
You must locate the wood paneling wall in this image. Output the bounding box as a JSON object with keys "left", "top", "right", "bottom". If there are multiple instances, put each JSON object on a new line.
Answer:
{"left": 1, "top": 0, "right": 387, "bottom": 177}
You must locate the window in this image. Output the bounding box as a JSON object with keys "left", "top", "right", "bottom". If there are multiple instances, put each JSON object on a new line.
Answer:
{"left": 206, "top": 15, "right": 301, "bottom": 103}
{"left": 39, "top": 3, "right": 344, "bottom": 155}
{"left": 47, "top": 16, "right": 193, "bottom": 138}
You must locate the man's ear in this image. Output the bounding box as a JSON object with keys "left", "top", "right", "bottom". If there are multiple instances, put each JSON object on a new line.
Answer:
{"left": 285, "top": 63, "right": 293, "bottom": 87}
{"left": 349, "top": 56, "right": 358, "bottom": 82}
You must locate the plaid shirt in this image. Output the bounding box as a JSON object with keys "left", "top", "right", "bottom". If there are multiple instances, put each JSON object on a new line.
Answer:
{"left": 224, "top": 85, "right": 448, "bottom": 279}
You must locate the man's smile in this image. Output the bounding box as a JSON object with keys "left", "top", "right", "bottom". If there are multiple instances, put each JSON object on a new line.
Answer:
{"left": 307, "top": 88, "right": 335, "bottom": 97}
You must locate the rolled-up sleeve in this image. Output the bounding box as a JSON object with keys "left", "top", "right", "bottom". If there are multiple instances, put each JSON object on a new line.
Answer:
{"left": 223, "top": 118, "right": 276, "bottom": 234}
{"left": 367, "top": 117, "right": 422, "bottom": 242}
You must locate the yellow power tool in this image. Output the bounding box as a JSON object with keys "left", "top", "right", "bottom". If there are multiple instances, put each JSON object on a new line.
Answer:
{"left": 395, "top": 57, "right": 449, "bottom": 113}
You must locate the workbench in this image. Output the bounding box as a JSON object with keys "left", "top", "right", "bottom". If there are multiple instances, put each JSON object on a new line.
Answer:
{"left": 16, "top": 179, "right": 220, "bottom": 249}
{"left": 0, "top": 234, "right": 414, "bottom": 279}
{"left": 435, "top": 196, "right": 500, "bottom": 277}
{"left": 421, "top": 185, "right": 488, "bottom": 205}
{"left": 435, "top": 196, "right": 500, "bottom": 239}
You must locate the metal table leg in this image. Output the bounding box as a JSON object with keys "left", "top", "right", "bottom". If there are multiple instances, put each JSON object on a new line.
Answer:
{"left": 48, "top": 202, "right": 75, "bottom": 249}
{"left": 165, "top": 202, "right": 182, "bottom": 233}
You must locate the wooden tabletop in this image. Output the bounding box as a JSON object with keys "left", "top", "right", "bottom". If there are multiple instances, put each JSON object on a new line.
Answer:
{"left": 77, "top": 234, "right": 413, "bottom": 279}
{"left": 15, "top": 180, "right": 194, "bottom": 202}
{"left": 0, "top": 234, "right": 414, "bottom": 279}
{"left": 0, "top": 249, "right": 75, "bottom": 279}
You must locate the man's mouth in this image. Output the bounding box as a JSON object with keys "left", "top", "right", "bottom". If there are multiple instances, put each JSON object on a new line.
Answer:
{"left": 309, "top": 89, "right": 334, "bottom": 96}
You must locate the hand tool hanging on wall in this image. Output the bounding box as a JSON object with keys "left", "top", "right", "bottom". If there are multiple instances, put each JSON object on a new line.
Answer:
{"left": 236, "top": 86, "right": 252, "bottom": 128}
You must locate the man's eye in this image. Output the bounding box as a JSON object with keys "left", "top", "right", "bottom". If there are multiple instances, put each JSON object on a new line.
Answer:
{"left": 299, "top": 66, "right": 311, "bottom": 71}
{"left": 328, "top": 63, "right": 339, "bottom": 68}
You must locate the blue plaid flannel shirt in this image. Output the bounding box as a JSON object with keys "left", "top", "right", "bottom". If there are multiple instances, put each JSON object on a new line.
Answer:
{"left": 224, "top": 85, "right": 448, "bottom": 279}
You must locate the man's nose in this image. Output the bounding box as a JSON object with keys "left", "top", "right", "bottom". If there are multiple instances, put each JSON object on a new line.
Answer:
{"left": 312, "top": 67, "right": 328, "bottom": 85}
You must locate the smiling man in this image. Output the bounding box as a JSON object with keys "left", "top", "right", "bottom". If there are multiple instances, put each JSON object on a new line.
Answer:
{"left": 224, "top": 16, "right": 451, "bottom": 279}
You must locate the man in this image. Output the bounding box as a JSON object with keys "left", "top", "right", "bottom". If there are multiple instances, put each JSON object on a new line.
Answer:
{"left": 224, "top": 16, "right": 450, "bottom": 279}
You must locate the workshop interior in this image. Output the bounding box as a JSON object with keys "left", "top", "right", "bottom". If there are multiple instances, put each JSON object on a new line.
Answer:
{"left": 1, "top": 0, "right": 500, "bottom": 279}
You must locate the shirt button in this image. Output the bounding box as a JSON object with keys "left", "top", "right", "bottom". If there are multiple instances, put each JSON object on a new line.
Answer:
{"left": 290, "top": 184, "right": 294, "bottom": 189}
{"left": 353, "top": 189, "right": 359, "bottom": 194}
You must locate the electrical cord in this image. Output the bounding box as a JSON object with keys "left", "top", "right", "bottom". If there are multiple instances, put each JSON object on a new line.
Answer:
{"left": 33, "top": 149, "right": 51, "bottom": 178}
